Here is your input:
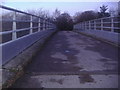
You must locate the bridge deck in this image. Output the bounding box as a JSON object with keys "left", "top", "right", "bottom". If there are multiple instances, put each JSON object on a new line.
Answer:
{"left": 12, "top": 31, "right": 118, "bottom": 88}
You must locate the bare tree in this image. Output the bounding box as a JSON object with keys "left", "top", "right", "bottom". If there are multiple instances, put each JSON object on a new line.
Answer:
{"left": 53, "top": 9, "right": 61, "bottom": 19}
{"left": 25, "top": 9, "right": 50, "bottom": 19}
{"left": 73, "top": 10, "right": 98, "bottom": 24}
{"left": 109, "top": 8, "right": 119, "bottom": 17}
{"left": 2, "top": 8, "right": 54, "bottom": 32}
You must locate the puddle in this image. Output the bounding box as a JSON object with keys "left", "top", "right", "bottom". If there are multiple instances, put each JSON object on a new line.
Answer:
{"left": 79, "top": 74, "right": 94, "bottom": 84}
{"left": 49, "top": 78, "right": 64, "bottom": 85}
{"left": 65, "top": 50, "right": 70, "bottom": 53}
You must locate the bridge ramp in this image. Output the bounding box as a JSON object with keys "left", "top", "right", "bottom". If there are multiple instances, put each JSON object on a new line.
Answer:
{"left": 12, "top": 31, "right": 118, "bottom": 88}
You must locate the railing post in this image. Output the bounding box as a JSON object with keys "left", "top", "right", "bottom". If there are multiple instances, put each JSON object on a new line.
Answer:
{"left": 46, "top": 21, "right": 48, "bottom": 29}
{"left": 84, "top": 22, "right": 85, "bottom": 30}
{"left": 30, "top": 15, "right": 33, "bottom": 34}
{"left": 51, "top": 23, "right": 52, "bottom": 29}
{"left": 94, "top": 20, "right": 96, "bottom": 30}
{"left": 111, "top": 17, "right": 114, "bottom": 32}
{"left": 79, "top": 24, "right": 80, "bottom": 30}
{"left": 12, "top": 11, "right": 17, "bottom": 40}
{"left": 48, "top": 21, "right": 50, "bottom": 29}
{"left": 47, "top": 21, "right": 49, "bottom": 29}
{"left": 82, "top": 23, "right": 83, "bottom": 30}
{"left": 49, "top": 23, "right": 51, "bottom": 29}
{"left": 78, "top": 24, "right": 79, "bottom": 29}
{"left": 89, "top": 21, "right": 91, "bottom": 30}
{"left": 45, "top": 20, "right": 46, "bottom": 30}
{"left": 52, "top": 24, "right": 54, "bottom": 29}
{"left": 38, "top": 18, "right": 41, "bottom": 31}
{"left": 85, "top": 22, "right": 86, "bottom": 30}
{"left": 43, "top": 19, "right": 45, "bottom": 30}
{"left": 101, "top": 18, "right": 103, "bottom": 31}
{"left": 81, "top": 24, "right": 82, "bottom": 30}
{"left": 48, "top": 22, "right": 49, "bottom": 29}
{"left": 49, "top": 22, "right": 50, "bottom": 29}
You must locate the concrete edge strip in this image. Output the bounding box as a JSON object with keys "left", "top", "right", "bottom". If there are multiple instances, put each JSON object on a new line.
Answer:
{"left": 2, "top": 30, "right": 57, "bottom": 88}
{"left": 74, "top": 30, "right": 120, "bottom": 48}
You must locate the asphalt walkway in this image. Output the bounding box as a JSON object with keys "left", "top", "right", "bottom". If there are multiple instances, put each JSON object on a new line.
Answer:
{"left": 12, "top": 31, "right": 118, "bottom": 88}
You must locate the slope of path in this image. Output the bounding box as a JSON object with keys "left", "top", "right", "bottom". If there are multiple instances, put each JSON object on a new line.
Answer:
{"left": 12, "top": 31, "right": 118, "bottom": 88}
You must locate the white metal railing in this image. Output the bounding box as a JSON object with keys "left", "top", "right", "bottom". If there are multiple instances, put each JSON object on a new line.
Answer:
{"left": 0, "top": 5, "right": 56, "bottom": 44}
{"left": 74, "top": 16, "right": 120, "bottom": 33}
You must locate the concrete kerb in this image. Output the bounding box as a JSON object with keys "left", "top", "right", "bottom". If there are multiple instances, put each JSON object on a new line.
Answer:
{"left": 2, "top": 30, "right": 57, "bottom": 88}
{"left": 74, "top": 30, "right": 120, "bottom": 48}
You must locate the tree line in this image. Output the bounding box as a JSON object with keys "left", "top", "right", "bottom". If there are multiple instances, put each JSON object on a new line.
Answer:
{"left": 2, "top": 5, "right": 119, "bottom": 31}
{"left": 54, "top": 5, "right": 119, "bottom": 30}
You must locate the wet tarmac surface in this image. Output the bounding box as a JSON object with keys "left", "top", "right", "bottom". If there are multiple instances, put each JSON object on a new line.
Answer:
{"left": 11, "top": 31, "right": 118, "bottom": 88}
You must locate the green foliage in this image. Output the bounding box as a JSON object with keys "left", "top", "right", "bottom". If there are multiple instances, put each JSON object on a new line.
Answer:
{"left": 55, "top": 12, "right": 73, "bottom": 30}
{"left": 73, "top": 10, "right": 98, "bottom": 24}
{"left": 98, "top": 5, "right": 110, "bottom": 18}
{"left": 100, "top": 5, "right": 108, "bottom": 14}
{"left": 73, "top": 4, "right": 111, "bottom": 24}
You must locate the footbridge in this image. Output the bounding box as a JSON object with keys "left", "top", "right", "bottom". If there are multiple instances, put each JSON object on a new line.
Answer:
{"left": 0, "top": 5, "right": 119, "bottom": 89}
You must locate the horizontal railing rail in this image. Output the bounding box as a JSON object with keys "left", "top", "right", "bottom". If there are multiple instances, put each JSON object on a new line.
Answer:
{"left": 0, "top": 5, "right": 56, "bottom": 44}
{"left": 1, "top": 5, "right": 44, "bottom": 19}
{"left": 74, "top": 16, "right": 120, "bottom": 33}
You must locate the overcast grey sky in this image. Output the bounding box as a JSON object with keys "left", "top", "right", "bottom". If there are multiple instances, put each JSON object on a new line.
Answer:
{"left": 2, "top": 0, "right": 119, "bottom": 16}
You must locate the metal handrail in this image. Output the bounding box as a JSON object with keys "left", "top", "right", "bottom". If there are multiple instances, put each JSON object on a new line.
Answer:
{"left": 0, "top": 5, "right": 56, "bottom": 44}
{"left": 1, "top": 5, "right": 46, "bottom": 21}
{"left": 74, "top": 16, "right": 120, "bottom": 33}
{"left": 83, "top": 16, "right": 120, "bottom": 22}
